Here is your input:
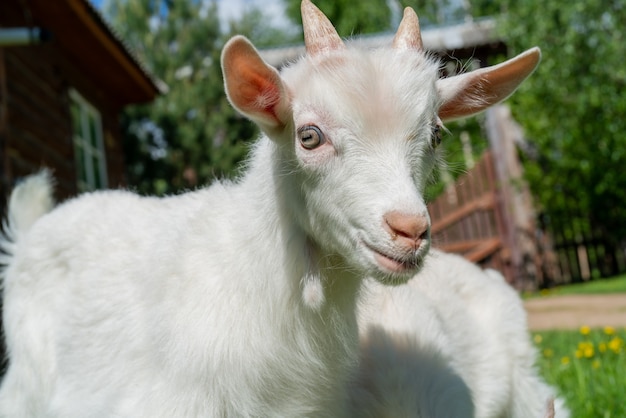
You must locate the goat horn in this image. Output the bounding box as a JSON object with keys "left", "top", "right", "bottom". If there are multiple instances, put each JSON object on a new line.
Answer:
{"left": 392, "top": 7, "right": 423, "bottom": 51}
{"left": 301, "top": 0, "right": 345, "bottom": 56}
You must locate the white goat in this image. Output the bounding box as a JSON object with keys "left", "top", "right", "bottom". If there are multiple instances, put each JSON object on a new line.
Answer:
{"left": 354, "top": 251, "right": 569, "bottom": 418}
{"left": 0, "top": 1, "right": 542, "bottom": 416}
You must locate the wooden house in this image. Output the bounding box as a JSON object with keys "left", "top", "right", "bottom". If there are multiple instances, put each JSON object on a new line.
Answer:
{"left": 0, "top": 0, "right": 161, "bottom": 214}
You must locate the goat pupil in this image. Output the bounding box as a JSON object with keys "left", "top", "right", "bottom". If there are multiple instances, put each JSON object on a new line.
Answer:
{"left": 299, "top": 127, "right": 322, "bottom": 149}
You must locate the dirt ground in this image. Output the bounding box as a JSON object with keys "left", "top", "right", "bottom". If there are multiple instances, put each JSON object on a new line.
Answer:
{"left": 525, "top": 293, "right": 626, "bottom": 331}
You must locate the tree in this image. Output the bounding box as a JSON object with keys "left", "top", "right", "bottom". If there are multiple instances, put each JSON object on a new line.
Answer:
{"left": 398, "top": 0, "right": 473, "bottom": 25}
{"left": 284, "top": 0, "right": 487, "bottom": 33}
{"left": 103, "top": 0, "right": 295, "bottom": 194}
{"left": 284, "top": 0, "right": 392, "bottom": 36}
{"left": 104, "top": 0, "right": 491, "bottom": 196}
{"left": 489, "top": 0, "right": 626, "bottom": 273}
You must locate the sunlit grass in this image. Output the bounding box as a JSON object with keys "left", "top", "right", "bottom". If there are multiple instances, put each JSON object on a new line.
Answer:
{"left": 525, "top": 274, "right": 626, "bottom": 299}
{"left": 534, "top": 326, "right": 626, "bottom": 418}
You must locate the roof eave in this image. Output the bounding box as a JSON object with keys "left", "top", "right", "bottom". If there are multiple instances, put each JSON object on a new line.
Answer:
{"left": 259, "top": 17, "right": 501, "bottom": 68}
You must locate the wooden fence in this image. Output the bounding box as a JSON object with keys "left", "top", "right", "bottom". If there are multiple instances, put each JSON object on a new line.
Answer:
{"left": 539, "top": 210, "right": 626, "bottom": 285}
{"left": 428, "top": 105, "right": 626, "bottom": 288}
{"left": 428, "top": 151, "right": 515, "bottom": 283}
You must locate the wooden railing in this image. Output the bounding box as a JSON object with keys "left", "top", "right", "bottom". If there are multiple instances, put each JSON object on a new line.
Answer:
{"left": 428, "top": 151, "right": 513, "bottom": 282}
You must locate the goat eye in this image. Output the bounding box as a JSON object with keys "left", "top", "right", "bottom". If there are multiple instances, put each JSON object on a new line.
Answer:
{"left": 431, "top": 125, "right": 442, "bottom": 148}
{"left": 298, "top": 125, "right": 325, "bottom": 150}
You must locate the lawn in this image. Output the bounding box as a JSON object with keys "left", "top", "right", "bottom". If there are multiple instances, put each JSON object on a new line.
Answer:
{"left": 547, "top": 274, "right": 626, "bottom": 295}
{"left": 533, "top": 323, "right": 626, "bottom": 418}
{"left": 526, "top": 274, "right": 626, "bottom": 299}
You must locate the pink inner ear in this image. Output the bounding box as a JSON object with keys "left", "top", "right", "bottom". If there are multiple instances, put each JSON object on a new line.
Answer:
{"left": 223, "top": 36, "right": 286, "bottom": 127}
{"left": 438, "top": 47, "right": 541, "bottom": 121}
{"left": 235, "top": 67, "right": 281, "bottom": 123}
{"left": 437, "top": 77, "right": 485, "bottom": 121}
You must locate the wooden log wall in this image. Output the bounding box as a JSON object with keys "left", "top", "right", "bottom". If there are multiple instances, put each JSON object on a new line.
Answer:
{"left": 0, "top": 0, "right": 128, "bottom": 209}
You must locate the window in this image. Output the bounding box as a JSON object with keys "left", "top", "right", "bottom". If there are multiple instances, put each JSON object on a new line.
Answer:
{"left": 70, "top": 90, "right": 107, "bottom": 191}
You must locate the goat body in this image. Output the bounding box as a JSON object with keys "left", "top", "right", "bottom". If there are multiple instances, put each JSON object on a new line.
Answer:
{"left": 1, "top": 168, "right": 362, "bottom": 416}
{"left": 354, "top": 251, "right": 569, "bottom": 417}
{"left": 0, "top": 1, "right": 542, "bottom": 416}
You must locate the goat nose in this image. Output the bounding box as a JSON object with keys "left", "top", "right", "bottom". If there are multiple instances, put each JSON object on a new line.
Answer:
{"left": 383, "top": 211, "right": 429, "bottom": 249}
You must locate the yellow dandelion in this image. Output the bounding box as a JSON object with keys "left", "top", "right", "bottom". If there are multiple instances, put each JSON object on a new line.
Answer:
{"left": 603, "top": 326, "right": 615, "bottom": 336}
{"left": 561, "top": 356, "right": 570, "bottom": 365}
{"left": 576, "top": 341, "right": 595, "bottom": 358}
{"left": 592, "top": 359, "right": 601, "bottom": 369}
{"left": 579, "top": 325, "right": 591, "bottom": 336}
{"left": 543, "top": 348, "right": 554, "bottom": 358}
{"left": 608, "top": 337, "right": 624, "bottom": 354}
{"left": 534, "top": 334, "right": 543, "bottom": 344}
{"left": 599, "top": 342, "right": 607, "bottom": 353}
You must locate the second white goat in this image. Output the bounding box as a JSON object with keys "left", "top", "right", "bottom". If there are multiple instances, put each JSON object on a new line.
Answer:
{"left": 354, "top": 250, "right": 569, "bottom": 417}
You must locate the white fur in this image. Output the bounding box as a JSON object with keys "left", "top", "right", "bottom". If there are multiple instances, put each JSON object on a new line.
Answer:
{"left": 0, "top": 38, "right": 440, "bottom": 418}
{"left": 0, "top": 170, "right": 54, "bottom": 267}
{"left": 0, "top": 2, "right": 557, "bottom": 416}
{"left": 353, "top": 250, "right": 569, "bottom": 418}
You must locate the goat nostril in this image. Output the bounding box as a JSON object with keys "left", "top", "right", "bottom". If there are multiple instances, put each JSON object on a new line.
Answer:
{"left": 383, "top": 211, "right": 429, "bottom": 245}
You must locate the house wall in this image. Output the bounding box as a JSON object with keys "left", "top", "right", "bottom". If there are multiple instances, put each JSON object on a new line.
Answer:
{"left": 0, "top": 0, "right": 127, "bottom": 210}
{"left": 1, "top": 47, "right": 127, "bottom": 198}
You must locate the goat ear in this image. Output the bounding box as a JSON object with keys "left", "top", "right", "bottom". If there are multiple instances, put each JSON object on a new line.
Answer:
{"left": 436, "top": 47, "right": 541, "bottom": 121}
{"left": 221, "top": 35, "right": 290, "bottom": 131}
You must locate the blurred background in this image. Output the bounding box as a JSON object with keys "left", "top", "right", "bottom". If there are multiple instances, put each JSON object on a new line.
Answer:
{"left": 0, "top": 0, "right": 624, "bottom": 290}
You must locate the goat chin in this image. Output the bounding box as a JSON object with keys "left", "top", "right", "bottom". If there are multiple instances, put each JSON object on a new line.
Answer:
{"left": 0, "top": 1, "right": 555, "bottom": 417}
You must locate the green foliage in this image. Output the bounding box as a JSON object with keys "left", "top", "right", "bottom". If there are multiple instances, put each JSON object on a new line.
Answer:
{"left": 489, "top": 1, "right": 626, "bottom": 253}
{"left": 105, "top": 0, "right": 490, "bottom": 196}
{"left": 284, "top": 0, "right": 392, "bottom": 36}
{"left": 104, "top": 0, "right": 626, "bottom": 247}
{"left": 226, "top": 9, "right": 299, "bottom": 48}
{"left": 103, "top": 0, "right": 295, "bottom": 195}
{"left": 399, "top": 0, "right": 471, "bottom": 25}
{"left": 534, "top": 327, "right": 626, "bottom": 417}
{"left": 284, "top": 0, "right": 490, "bottom": 31}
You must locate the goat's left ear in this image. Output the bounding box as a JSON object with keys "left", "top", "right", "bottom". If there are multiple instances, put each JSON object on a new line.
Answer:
{"left": 221, "top": 36, "right": 291, "bottom": 132}
{"left": 437, "top": 47, "right": 541, "bottom": 121}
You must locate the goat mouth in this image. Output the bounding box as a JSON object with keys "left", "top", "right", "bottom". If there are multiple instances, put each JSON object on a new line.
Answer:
{"left": 364, "top": 243, "right": 421, "bottom": 274}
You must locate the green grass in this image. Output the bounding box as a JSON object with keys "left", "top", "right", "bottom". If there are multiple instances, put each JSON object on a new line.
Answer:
{"left": 534, "top": 327, "right": 626, "bottom": 418}
{"left": 526, "top": 274, "right": 626, "bottom": 299}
